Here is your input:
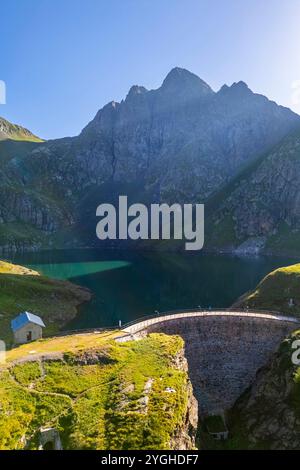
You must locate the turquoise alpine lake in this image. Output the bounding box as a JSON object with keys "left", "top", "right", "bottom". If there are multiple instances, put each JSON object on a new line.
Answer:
{"left": 9, "top": 249, "right": 300, "bottom": 330}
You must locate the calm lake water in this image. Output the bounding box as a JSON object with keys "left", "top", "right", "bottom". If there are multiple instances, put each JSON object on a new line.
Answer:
{"left": 10, "top": 249, "right": 300, "bottom": 330}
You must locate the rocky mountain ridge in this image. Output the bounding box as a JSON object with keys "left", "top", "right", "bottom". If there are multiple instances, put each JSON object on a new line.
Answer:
{"left": 1, "top": 67, "right": 300, "bottom": 253}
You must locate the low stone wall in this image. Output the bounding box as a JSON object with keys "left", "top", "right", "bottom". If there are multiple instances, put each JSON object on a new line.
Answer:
{"left": 124, "top": 312, "right": 299, "bottom": 415}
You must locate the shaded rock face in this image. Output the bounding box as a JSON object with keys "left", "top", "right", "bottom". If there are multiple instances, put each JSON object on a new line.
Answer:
{"left": 171, "top": 380, "right": 198, "bottom": 450}
{"left": 0, "top": 186, "right": 65, "bottom": 231}
{"left": 213, "top": 132, "right": 300, "bottom": 249}
{"left": 1, "top": 67, "right": 300, "bottom": 251}
{"left": 41, "top": 70, "right": 299, "bottom": 204}
{"left": 228, "top": 334, "right": 300, "bottom": 449}
{"left": 169, "top": 344, "right": 198, "bottom": 450}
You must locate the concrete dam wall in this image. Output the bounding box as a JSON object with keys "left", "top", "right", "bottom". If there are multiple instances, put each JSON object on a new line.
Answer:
{"left": 123, "top": 311, "right": 299, "bottom": 415}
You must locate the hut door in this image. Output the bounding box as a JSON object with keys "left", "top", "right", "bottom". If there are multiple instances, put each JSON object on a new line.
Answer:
{"left": 27, "top": 331, "right": 32, "bottom": 341}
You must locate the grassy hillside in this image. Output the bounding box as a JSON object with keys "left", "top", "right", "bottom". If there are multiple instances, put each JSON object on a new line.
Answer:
{"left": 0, "top": 117, "right": 43, "bottom": 142}
{"left": 0, "top": 333, "right": 195, "bottom": 450}
{"left": 235, "top": 263, "right": 300, "bottom": 316}
{"left": 0, "top": 261, "right": 91, "bottom": 344}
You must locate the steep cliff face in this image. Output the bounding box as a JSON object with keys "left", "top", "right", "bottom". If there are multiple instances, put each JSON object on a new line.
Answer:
{"left": 169, "top": 342, "right": 198, "bottom": 450}
{"left": 208, "top": 130, "right": 300, "bottom": 255}
{"left": 27, "top": 69, "right": 299, "bottom": 205}
{"left": 1, "top": 68, "right": 300, "bottom": 252}
{"left": 0, "top": 139, "right": 74, "bottom": 253}
{"left": 226, "top": 332, "right": 300, "bottom": 450}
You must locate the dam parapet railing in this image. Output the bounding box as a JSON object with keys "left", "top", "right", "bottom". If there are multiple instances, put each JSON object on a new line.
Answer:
{"left": 121, "top": 308, "right": 300, "bottom": 335}
{"left": 47, "top": 308, "right": 300, "bottom": 339}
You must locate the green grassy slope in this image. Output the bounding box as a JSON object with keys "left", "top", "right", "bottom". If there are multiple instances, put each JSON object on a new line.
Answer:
{"left": 0, "top": 261, "right": 91, "bottom": 344}
{"left": 235, "top": 263, "right": 300, "bottom": 316}
{"left": 0, "top": 117, "right": 43, "bottom": 142}
{"left": 0, "top": 333, "right": 193, "bottom": 450}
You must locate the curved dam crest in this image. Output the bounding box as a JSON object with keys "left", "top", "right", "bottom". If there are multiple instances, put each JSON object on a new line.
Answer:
{"left": 121, "top": 311, "right": 300, "bottom": 415}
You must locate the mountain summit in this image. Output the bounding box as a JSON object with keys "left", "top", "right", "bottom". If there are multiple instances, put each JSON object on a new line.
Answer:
{"left": 160, "top": 67, "right": 214, "bottom": 98}
{"left": 0, "top": 67, "right": 300, "bottom": 254}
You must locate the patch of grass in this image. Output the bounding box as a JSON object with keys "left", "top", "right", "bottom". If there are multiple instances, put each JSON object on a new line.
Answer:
{"left": 12, "top": 361, "right": 42, "bottom": 386}
{"left": 237, "top": 263, "right": 300, "bottom": 317}
{"left": 5, "top": 330, "right": 118, "bottom": 362}
{"left": 0, "top": 260, "right": 39, "bottom": 275}
{"left": 102, "top": 335, "right": 188, "bottom": 450}
{"left": 0, "top": 370, "right": 71, "bottom": 450}
{"left": 35, "top": 362, "right": 112, "bottom": 397}
{"left": 0, "top": 333, "right": 190, "bottom": 450}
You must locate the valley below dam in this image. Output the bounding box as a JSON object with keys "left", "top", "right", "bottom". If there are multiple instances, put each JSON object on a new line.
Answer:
{"left": 8, "top": 249, "right": 300, "bottom": 330}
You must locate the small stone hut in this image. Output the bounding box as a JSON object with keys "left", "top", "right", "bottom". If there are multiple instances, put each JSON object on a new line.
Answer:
{"left": 11, "top": 312, "right": 45, "bottom": 344}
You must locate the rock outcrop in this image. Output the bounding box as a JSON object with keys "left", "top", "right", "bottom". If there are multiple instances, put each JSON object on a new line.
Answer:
{"left": 169, "top": 342, "right": 198, "bottom": 450}
{"left": 227, "top": 332, "right": 300, "bottom": 449}
{"left": 209, "top": 131, "right": 300, "bottom": 254}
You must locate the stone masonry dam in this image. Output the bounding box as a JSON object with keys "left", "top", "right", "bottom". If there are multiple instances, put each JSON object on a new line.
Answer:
{"left": 122, "top": 311, "right": 300, "bottom": 415}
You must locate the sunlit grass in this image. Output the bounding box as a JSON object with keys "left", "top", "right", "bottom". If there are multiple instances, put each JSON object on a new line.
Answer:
{"left": 0, "top": 333, "right": 189, "bottom": 450}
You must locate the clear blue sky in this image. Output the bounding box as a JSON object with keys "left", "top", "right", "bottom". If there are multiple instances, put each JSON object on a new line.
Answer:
{"left": 1, "top": 0, "right": 300, "bottom": 139}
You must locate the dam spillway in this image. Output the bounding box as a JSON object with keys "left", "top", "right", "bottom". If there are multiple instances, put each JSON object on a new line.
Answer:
{"left": 122, "top": 311, "right": 300, "bottom": 414}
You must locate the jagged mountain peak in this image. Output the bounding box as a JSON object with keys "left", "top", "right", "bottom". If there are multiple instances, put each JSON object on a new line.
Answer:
{"left": 231, "top": 80, "right": 249, "bottom": 90}
{"left": 2, "top": 69, "right": 300, "bottom": 254}
{"left": 160, "top": 67, "right": 214, "bottom": 97}
{"left": 126, "top": 85, "right": 148, "bottom": 101}
{"left": 217, "top": 80, "right": 252, "bottom": 98}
